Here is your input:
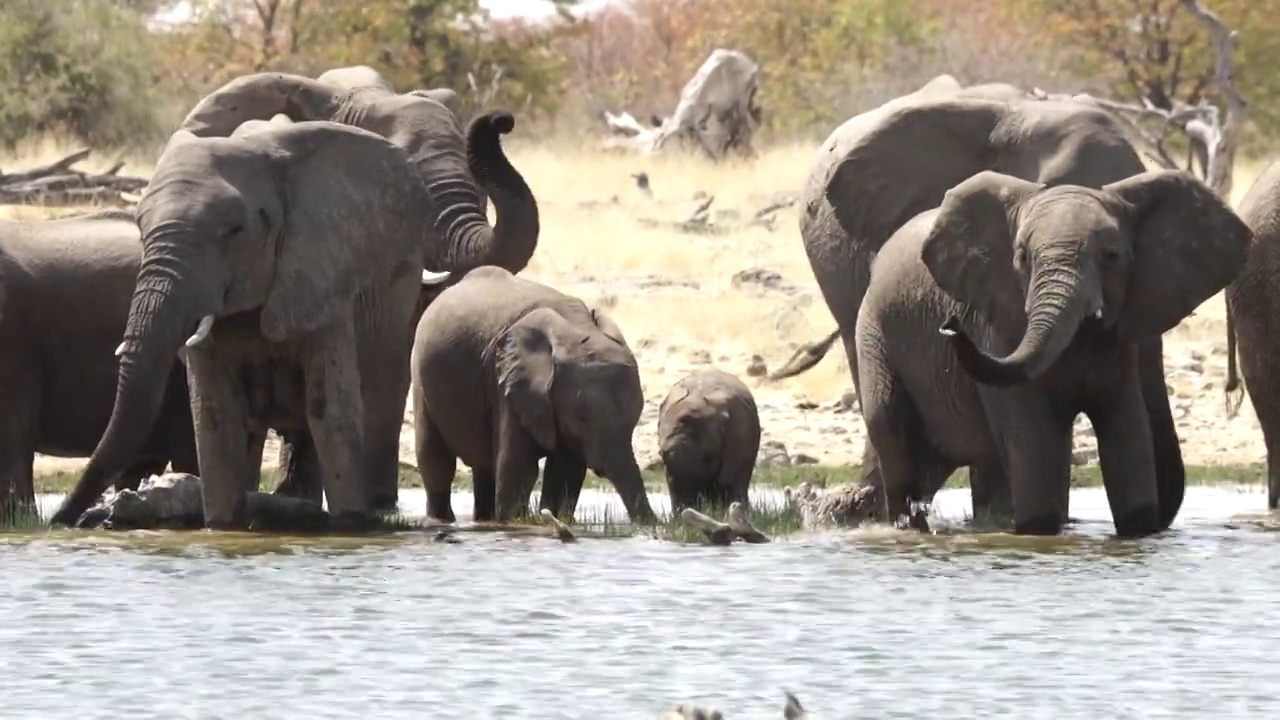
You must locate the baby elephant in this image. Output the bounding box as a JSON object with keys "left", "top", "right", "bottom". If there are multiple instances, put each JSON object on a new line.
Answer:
{"left": 657, "top": 368, "right": 761, "bottom": 512}
{"left": 411, "top": 266, "right": 657, "bottom": 524}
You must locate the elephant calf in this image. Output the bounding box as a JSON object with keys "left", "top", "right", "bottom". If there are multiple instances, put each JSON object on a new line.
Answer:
{"left": 410, "top": 266, "right": 657, "bottom": 524}
{"left": 657, "top": 368, "right": 761, "bottom": 512}
{"left": 856, "top": 169, "right": 1249, "bottom": 538}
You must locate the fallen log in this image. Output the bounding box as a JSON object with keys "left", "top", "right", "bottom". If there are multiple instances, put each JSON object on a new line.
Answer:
{"left": 679, "top": 501, "right": 771, "bottom": 545}
{"left": 0, "top": 148, "right": 149, "bottom": 207}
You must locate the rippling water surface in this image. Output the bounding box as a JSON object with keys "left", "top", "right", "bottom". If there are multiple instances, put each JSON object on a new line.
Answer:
{"left": 3, "top": 485, "right": 1279, "bottom": 719}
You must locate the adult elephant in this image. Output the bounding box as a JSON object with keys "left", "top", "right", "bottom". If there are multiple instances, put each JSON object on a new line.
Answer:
{"left": 0, "top": 209, "right": 196, "bottom": 519}
{"left": 857, "top": 170, "right": 1249, "bottom": 536}
{"left": 1225, "top": 159, "right": 1280, "bottom": 509}
{"left": 49, "top": 121, "right": 483, "bottom": 529}
{"left": 173, "top": 70, "right": 541, "bottom": 510}
{"left": 768, "top": 80, "right": 1188, "bottom": 528}
{"left": 410, "top": 266, "right": 657, "bottom": 524}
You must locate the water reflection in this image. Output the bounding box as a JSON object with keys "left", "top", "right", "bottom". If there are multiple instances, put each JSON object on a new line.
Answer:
{"left": 0, "top": 486, "right": 1277, "bottom": 718}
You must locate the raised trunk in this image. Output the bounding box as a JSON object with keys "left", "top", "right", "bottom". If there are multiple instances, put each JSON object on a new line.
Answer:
{"left": 49, "top": 258, "right": 200, "bottom": 527}
{"left": 466, "top": 112, "right": 540, "bottom": 274}
{"left": 943, "top": 273, "right": 1090, "bottom": 388}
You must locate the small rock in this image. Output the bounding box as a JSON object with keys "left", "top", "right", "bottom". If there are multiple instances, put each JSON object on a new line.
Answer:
{"left": 757, "top": 439, "right": 791, "bottom": 467}
{"left": 689, "top": 349, "right": 712, "bottom": 364}
{"left": 730, "top": 267, "right": 802, "bottom": 295}
{"left": 795, "top": 399, "right": 819, "bottom": 410}
{"left": 746, "top": 354, "right": 768, "bottom": 377}
{"left": 837, "top": 391, "right": 859, "bottom": 413}
{"left": 791, "top": 453, "right": 819, "bottom": 466}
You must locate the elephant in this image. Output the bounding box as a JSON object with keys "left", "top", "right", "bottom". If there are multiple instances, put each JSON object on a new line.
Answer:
{"left": 315, "top": 64, "right": 464, "bottom": 126}
{"left": 854, "top": 169, "right": 1249, "bottom": 537}
{"left": 1225, "top": 158, "right": 1280, "bottom": 509}
{"left": 0, "top": 209, "right": 197, "bottom": 519}
{"left": 656, "top": 368, "right": 761, "bottom": 513}
{"left": 766, "top": 79, "right": 1189, "bottom": 528}
{"left": 171, "top": 70, "right": 541, "bottom": 510}
{"left": 410, "top": 266, "right": 657, "bottom": 524}
{"left": 48, "top": 120, "right": 492, "bottom": 529}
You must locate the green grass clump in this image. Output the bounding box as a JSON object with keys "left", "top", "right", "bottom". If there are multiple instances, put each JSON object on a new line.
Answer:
{"left": 0, "top": 503, "right": 44, "bottom": 531}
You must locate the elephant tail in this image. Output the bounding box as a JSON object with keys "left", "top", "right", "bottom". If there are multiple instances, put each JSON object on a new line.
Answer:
{"left": 767, "top": 328, "right": 840, "bottom": 381}
{"left": 1224, "top": 296, "right": 1245, "bottom": 419}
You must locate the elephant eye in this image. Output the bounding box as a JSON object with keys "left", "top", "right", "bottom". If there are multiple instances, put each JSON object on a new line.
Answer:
{"left": 1101, "top": 247, "right": 1123, "bottom": 266}
{"left": 225, "top": 224, "right": 244, "bottom": 237}
{"left": 1014, "top": 244, "right": 1029, "bottom": 266}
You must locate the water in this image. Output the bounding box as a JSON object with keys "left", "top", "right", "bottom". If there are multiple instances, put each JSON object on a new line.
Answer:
{"left": 2, "top": 485, "right": 1279, "bottom": 719}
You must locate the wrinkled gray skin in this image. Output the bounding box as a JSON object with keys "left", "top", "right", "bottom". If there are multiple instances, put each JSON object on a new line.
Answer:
{"left": 1225, "top": 159, "right": 1280, "bottom": 509}
{"left": 411, "top": 266, "right": 657, "bottom": 524}
{"left": 657, "top": 368, "right": 761, "bottom": 513}
{"left": 0, "top": 210, "right": 196, "bottom": 519}
{"left": 170, "top": 69, "right": 540, "bottom": 511}
{"left": 857, "top": 170, "right": 1250, "bottom": 537}
{"left": 772, "top": 76, "right": 1188, "bottom": 528}
{"left": 49, "top": 121, "right": 489, "bottom": 530}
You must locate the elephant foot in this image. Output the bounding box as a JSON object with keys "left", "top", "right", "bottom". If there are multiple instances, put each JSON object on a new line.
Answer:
{"left": 329, "top": 510, "right": 378, "bottom": 534}
{"left": 1013, "top": 513, "right": 1065, "bottom": 536}
{"left": 1113, "top": 505, "right": 1160, "bottom": 539}
{"left": 369, "top": 492, "right": 400, "bottom": 514}
{"left": 426, "top": 490, "right": 456, "bottom": 524}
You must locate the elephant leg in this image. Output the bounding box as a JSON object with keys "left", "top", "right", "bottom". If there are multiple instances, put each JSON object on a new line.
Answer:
{"left": 303, "top": 329, "right": 370, "bottom": 529}
{"left": 981, "top": 388, "right": 1070, "bottom": 535}
{"left": 116, "top": 456, "right": 169, "bottom": 492}
{"left": 362, "top": 371, "right": 409, "bottom": 513}
{"left": 1091, "top": 373, "right": 1161, "bottom": 538}
{"left": 967, "top": 462, "right": 1012, "bottom": 527}
{"left": 494, "top": 410, "right": 541, "bottom": 522}
{"left": 1137, "top": 338, "right": 1185, "bottom": 527}
{"left": 0, "top": 382, "right": 38, "bottom": 520}
{"left": 245, "top": 430, "right": 267, "bottom": 493}
{"left": 274, "top": 432, "right": 325, "bottom": 504}
{"left": 861, "top": 372, "right": 935, "bottom": 526}
{"left": 415, "top": 408, "right": 457, "bottom": 524}
{"left": 472, "top": 467, "right": 496, "bottom": 522}
{"left": 184, "top": 351, "right": 256, "bottom": 529}
{"left": 539, "top": 446, "right": 587, "bottom": 520}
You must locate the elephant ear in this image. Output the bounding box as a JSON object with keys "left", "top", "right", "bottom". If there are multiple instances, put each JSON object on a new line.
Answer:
{"left": 258, "top": 121, "right": 428, "bottom": 341}
{"left": 589, "top": 306, "right": 628, "bottom": 346}
{"left": 920, "top": 171, "right": 1045, "bottom": 333}
{"left": 497, "top": 309, "right": 560, "bottom": 451}
{"left": 826, "top": 99, "right": 1004, "bottom": 254}
{"left": 1106, "top": 169, "right": 1253, "bottom": 341}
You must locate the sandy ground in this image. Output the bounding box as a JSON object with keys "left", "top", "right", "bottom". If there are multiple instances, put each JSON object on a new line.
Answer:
{"left": 3, "top": 136, "right": 1272, "bottom": 480}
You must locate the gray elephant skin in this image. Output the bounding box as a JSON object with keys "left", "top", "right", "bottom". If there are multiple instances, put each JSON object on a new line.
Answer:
{"left": 770, "top": 77, "right": 1189, "bottom": 526}
{"left": 161, "top": 68, "right": 541, "bottom": 511}
{"left": 656, "top": 368, "right": 761, "bottom": 513}
{"left": 1225, "top": 158, "right": 1280, "bottom": 510}
{"left": 410, "top": 266, "right": 657, "bottom": 524}
{"left": 0, "top": 210, "right": 197, "bottom": 518}
{"left": 48, "top": 120, "right": 499, "bottom": 529}
{"left": 314, "top": 64, "right": 464, "bottom": 121}
{"left": 856, "top": 169, "right": 1249, "bottom": 537}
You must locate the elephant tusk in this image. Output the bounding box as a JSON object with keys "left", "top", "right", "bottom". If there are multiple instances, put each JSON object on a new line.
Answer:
{"left": 115, "top": 341, "right": 126, "bottom": 357}
{"left": 1093, "top": 309, "right": 1103, "bottom": 319}
{"left": 421, "top": 269, "right": 451, "bottom": 286}
{"left": 185, "top": 314, "right": 215, "bottom": 348}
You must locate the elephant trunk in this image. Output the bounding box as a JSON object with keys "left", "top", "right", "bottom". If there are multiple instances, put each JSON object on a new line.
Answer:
{"left": 943, "top": 268, "right": 1093, "bottom": 388}
{"left": 600, "top": 452, "right": 657, "bottom": 525}
{"left": 466, "top": 111, "right": 540, "bottom": 274}
{"left": 49, "top": 251, "right": 208, "bottom": 526}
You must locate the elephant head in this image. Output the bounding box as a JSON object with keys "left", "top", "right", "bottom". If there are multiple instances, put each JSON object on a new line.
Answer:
{"left": 49, "top": 121, "right": 462, "bottom": 526}
{"left": 496, "top": 306, "right": 657, "bottom": 523}
{"left": 924, "top": 169, "right": 1252, "bottom": 386}
{"left": 176, "top": 71, "right": 538, "bottom": 276}
{"left": 822, "top": 96, "right": 1141, "bottom": 258}
{"left": 408, "top": 88, "right": 463, "bottom": 123}
{"left": 315, "top": 64, "right": 395, "bottom": 92}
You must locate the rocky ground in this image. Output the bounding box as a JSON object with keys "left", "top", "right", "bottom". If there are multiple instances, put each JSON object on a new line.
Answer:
{"left": 22, "top": 145, "right": 1270, "bottom": 481}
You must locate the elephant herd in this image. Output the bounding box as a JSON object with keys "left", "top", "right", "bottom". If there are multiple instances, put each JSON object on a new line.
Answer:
{"left": 0, "top": 65, "right": 758, "bottom": 531}
{"left": 4, "top": 69, "right": 1280, "bottom": 539}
